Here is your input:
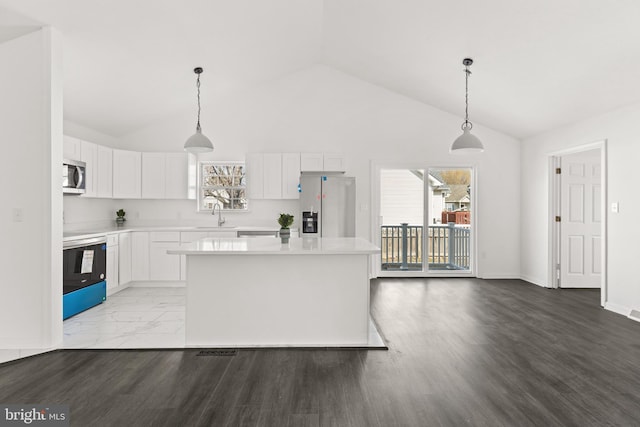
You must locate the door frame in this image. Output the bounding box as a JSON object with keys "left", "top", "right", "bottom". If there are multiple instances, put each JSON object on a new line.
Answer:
{"left": 548, "top": 140, "right": 607, "bottom": 306}
{"left": 371, "top": 161, "right": 478, "bottom": 278}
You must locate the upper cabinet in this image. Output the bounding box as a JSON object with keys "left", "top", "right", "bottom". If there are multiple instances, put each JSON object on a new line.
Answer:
{"left": 282, "top": 153, "right": 301, "bottom": 199}
{"left": 245, "top": 152, "right": 264, "bottom": 199}
{"left": 300, "top": 153, "right": 346, "bottom": 172}
{"left": 64, "top": 135, "right": 189, "bottom": 200}
{"left": 300, "top": 153, "right": 323, "bottom": 172}
{"left": 263, "top": 153, "right": 283, "bottom": 199}
{"left": 96, "top": 145, "right": 113, "bottom": 198}
{"left": 323, "top": 154, "right": 346, "bottom": 172}
{"left": 63, "top": 135, "right": 82, "bottom": 161}
{"left": 141, "top": 152, "right": 188, "bottom": 199}
{"left": 112, "top": 149, "right": 141, "bottom": 199}
{"left": 246, "top": 153, "right": 301, "bottom": 200}
{"left": 80, "top": 140, "right": 98, "bottom": 197}
{"left": 165, "top": 153, "right": 188, "bottom": 199}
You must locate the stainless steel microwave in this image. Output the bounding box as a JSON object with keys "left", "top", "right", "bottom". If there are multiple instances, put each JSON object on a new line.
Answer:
{"left": 63, "top": 159, "right": 86, "bottom": 194}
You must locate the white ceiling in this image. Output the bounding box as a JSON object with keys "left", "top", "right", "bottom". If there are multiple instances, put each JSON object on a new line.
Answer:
{"left": 1, "top": 0, "right": 640, "bottom": 139}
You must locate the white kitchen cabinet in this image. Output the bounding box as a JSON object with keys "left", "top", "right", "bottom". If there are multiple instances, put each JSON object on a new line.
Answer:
{"left": 141, "top": 153, "right": 165, "bottom": 199}
{"left": 263, "top": 153, "right": 283, "bottom": 199}
{"left": 300, "top": 153, "right": 346, "bottom": 172}
{"left": 245, "top": 152, "right": 264, "bottom": 199}
{"left": 96, "top": 145, "right": 113, "bottom": 198}
{"left": 165, "top": 153, "right": 188, "bottom": 199}
{"left": 300, "top": 153, "right": 324, "bottom": 171}
{"left": 112, "top": 149, "right": 142, "bottom": 199}
{"left": 118, "top": 232, "right": 132, "bottom": 286}
{"left": 323, "top": 154, "right": 346, "bottom": 172}
{"left": 282, "top": 153, "right": 301, "bottom": 199}
{"left": 80, "top": 140, "right": 98, "bottom": 197}
{"left": 131, "top": 232, "right": 149, "bottom": 281}
{"left": 106, "top": 234, "right": 119, "bottom": 292}
{"left": 63, "top": 135, "right": 82, "bottom": 161}
{"left": 149, "top": 231, "right": 180, "bottom": 281}
{"left": 142, "top": 152, "right": 188, "bottom": 199}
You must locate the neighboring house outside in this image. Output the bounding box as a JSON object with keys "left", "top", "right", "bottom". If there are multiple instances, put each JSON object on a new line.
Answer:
{"left": 380, "top": 169, "right": 449, "bottom": 225}
{"left": 445, "top": 184, "right": 470, "bottom": 211}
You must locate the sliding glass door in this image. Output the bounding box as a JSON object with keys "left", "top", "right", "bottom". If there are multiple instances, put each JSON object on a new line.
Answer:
{"left": 378, "top": 166, "right": 474, "bottom": 276}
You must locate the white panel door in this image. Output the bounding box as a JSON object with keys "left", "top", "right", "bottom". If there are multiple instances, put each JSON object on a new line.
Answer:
{"left": 560, "top": 149, "right": 601, "bottom": 288}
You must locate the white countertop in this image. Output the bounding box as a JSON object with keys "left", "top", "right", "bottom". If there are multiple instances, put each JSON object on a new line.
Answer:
{"left": 168, "top": 237, "right": 380, "bottom": 255}
{"left": 62, "top": 225, "right": 284, "bottom": 241}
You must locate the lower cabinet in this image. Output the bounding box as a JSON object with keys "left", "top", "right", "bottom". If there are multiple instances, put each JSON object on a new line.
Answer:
{"left": 118, "top": 232, "right": 132, "bottom": 286}
{"left": 106, "top": 234, "right": 119, "bottom": 292}
{"left": 131, "top": 232, "right": 150, "bottom": 281}
{"left": 149, "top": 232, "right": 181, "bottom": 281}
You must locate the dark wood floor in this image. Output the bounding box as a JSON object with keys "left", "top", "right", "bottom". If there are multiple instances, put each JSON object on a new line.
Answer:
{"left": 2, "top": 278, "right": 640, "bottom": 426}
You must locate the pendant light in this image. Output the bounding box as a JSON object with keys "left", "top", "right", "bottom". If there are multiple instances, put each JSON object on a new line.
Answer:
{"left": 450, "top": 58, "right": 484, "bottom": 154}
{"left": 184, "top": 67, "right": 214, "bottom": 153}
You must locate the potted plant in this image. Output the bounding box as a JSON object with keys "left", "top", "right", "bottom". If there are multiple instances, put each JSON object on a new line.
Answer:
{"left": 116, "top": 209, "right": 126, "bottom": 226}
{"left": 278, "top": 213, "right": 294, "bottom": 244}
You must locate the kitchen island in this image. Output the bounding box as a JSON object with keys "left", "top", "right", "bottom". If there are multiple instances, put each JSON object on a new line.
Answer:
{"left": 168, "top": 237, "right": 381, "bottom": 348}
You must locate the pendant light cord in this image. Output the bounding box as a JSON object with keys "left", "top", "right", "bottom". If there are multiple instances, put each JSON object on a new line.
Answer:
{"left": 196, "top": 73, "right": 202, "bottom": 132}
{"left": 464, "top": 64, "right": 471, "bottom": 130}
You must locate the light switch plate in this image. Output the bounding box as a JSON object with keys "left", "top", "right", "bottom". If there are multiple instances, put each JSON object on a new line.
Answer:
{"left": 611, "top": 202, "right": 619, "bottom": 213}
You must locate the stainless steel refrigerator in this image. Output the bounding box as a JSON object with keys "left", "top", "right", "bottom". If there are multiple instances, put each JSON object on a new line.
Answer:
{"left": 299, "top": 172, "right": 356, "bottom": 237}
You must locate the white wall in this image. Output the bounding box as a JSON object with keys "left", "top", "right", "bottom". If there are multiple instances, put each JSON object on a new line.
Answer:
{"left": 114, "top": 65, "right": 521, "bottom": 278}
{"left": 0, "top": 28, "right": 63, "bottom": 362}
{"left": 521, "top": 102, "right": 640, "bottom": 314}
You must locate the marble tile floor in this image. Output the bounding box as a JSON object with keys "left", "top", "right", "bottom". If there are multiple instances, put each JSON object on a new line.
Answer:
{"left": 64, "top": 286, "right": 386, "bottom": 349}
{"left": 63, "top": 287, "right": 186, "bottom": 349}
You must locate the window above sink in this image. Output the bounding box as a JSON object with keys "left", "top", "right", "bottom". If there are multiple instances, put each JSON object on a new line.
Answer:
{"left": 198, "top": 161, "right": 247, "bottom": 212}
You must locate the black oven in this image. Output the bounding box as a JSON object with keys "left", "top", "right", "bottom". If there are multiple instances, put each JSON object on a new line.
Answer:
{"left": 63, "top": 236, "right": 107, "bottom": 319}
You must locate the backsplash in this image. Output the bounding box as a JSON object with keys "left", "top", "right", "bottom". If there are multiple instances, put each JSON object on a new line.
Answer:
{"left": 63, "top": 197, "right": 300, "bottom": 232}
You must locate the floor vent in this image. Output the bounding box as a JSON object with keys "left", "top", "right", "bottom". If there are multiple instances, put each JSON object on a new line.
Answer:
{"left": 197, "top": 349, "right": 238, "bottom": 357}
{"left": 628, "top": 310, "right": 640, "bottom": 323}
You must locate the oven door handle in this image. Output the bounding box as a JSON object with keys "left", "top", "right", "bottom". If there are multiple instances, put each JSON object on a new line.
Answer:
{"left": 63, "top": 236, "right": 107, "bottom": 250}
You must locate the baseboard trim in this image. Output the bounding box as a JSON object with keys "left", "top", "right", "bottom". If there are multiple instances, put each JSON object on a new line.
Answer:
{"left": 0, "top": 348, "right": 56, "bottom": 365}
{"left": 129, "top": 281, "right": 186, "bottom": 288}
{"left": 604, "top": 301, "right": 630, "bottom": 317}
{"left": 519, "top": 275, "right": 549, "bottom": 288}
{"left": 478, "top": 274, "right": 520, "bottom": 280}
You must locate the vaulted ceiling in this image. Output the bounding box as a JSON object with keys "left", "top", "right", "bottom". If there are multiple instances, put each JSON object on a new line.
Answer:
{"left": 2, "top": 0, "right": 640, "bottom": 139}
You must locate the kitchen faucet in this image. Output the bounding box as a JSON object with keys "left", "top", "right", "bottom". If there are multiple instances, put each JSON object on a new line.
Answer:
{"left": 212, "top": 204, "right": 226, "bottom": 227}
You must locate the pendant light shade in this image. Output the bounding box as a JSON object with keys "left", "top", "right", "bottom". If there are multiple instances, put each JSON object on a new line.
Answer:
{"left": 450, "top": 58, "right": 484, "bottom": 154}
{"left": 184, "top": 67, "right": 213, "bottom": 153}
{"left": 184, "top": 128, "right": 213, "bottom": 153}
{"left": 451, "top": 126, "right": 484, "bottom": 154}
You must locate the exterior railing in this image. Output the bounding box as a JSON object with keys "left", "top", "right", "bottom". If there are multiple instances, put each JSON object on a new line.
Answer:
{"left": 381, "top": 223, "right": 470, "bottom": 271}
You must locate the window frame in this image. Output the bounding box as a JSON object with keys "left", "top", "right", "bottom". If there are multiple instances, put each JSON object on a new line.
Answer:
{"left": 197, "top": 160, "right": 247, "bottom": 212}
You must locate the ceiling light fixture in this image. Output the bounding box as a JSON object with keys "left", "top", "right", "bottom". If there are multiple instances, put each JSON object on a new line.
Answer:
{"left": 450, "top": 58, "right": 484, "bottom": 154}
{"left": 184, "top": 67, "right": 214, "bottom": 153}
